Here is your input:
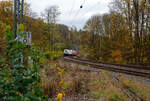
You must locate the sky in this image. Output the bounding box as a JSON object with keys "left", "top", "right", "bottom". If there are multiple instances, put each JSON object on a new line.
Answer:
{"left": 27, "top": 0, "right": 111, "bottom": 29}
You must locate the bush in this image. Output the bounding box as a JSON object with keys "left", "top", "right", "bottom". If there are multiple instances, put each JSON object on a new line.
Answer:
{"left": 0, "top": 25, "right": 48, "bottom": 100}
{"left": 45, "top": 51, "right": 63, "bottom": 60}
{"left": 109, "top": 94, "right": 124, "bottom": 101}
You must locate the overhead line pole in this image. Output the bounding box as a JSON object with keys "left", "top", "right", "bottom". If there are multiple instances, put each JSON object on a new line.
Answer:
{"left": 48, "top": 12, "right": 51, "bottom": 51}
{"left": 20, "top": 0, "right": 24, "bottom": 64}
{"left": 17, "top": 0, "right": 20, "bottom": 28}
{"left": 14, "top": 0, "right": 24, "bottom": 37}
{"left": 13, "top": 0, "right": 17, "bottom": 38}
{"left": 21, "top": 0, "right": 24, "bottom": 24}
{"left": 14, "top": 0, "right": 25, "bottom": 63}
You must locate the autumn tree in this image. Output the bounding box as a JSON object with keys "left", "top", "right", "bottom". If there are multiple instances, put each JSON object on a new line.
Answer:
{"left": 0, "top": 0, "right": 13, "bottom": 55}
{"left": 0, "top": 0, "right": 13, "bottom": 26}
{"left": 83, "top": 15, "right": 103, "bottom": 61}
{"left": 42, "top": 5, "right": 61, "bottom": 51}
{"left": 110, "top": 0, "right": 150, "bottom": 64}
{"left": 80, "top": 0, "right": 150, "bottom": 65}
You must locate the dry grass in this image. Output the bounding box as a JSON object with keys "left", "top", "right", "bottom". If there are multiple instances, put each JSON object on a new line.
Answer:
{"left": 39, "top": 61, "right": 129, "bottom": 101}
{"left": 119, "top": 76, "right": 150, "bottom": 101}
{"left": 40, "top": 64, "right": 60, "bottom": 98}
{"left": 87, "top": 71, "right": 127, "bottom": 101}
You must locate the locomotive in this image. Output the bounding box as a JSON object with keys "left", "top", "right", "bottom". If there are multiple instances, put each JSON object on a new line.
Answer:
{"left": 64, "top": 49, "right": 79, "bottom": 56}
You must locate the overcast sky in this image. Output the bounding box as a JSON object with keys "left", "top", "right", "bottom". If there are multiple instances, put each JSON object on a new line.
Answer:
{"left": 27, "top": 0, "right": 111, "bottom": 29}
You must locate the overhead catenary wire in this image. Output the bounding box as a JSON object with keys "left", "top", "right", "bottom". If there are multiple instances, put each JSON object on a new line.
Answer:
{"left": 69, "top": 0, "right": 87, "bottom": 26}
{"left": 70, "top": 8, "right": 81, "bottom": 26}
{"left": 70, "top": 0, "right": 101, "bottom": 27}
{"left": 80, "top": 1, "right": 101, "bottom": 25}
{"left": 80, "top": 0, "right": 85, "bottom": 8}
{"left": 79, "top": 1, "right": 101, "bottom": 18}
{"left": 69, "top": 0, "right": 76, "bottom": 18}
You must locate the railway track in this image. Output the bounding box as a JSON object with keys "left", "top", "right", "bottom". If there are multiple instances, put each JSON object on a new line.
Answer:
{"left": 63, "top": 56, "right": 150, "bottom": 78}
{"left": 112, "top": 75, "right": 143, "bottom": 101}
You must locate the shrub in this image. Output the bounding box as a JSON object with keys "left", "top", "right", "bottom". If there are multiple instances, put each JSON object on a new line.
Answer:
{"left": 0, "top": 25, "right": 48, "bottom": 100}
{"left": 109, "top": 94, "right": 124, "bottom": 101}
{"left": 45, "top": 51, "right": 63, "bottom": 60}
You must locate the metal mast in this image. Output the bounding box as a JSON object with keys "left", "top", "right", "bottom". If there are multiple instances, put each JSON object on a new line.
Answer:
{"left": 14, "top": 0, "right": 24, "bottom": 63}
{"left": 14, "top": 0, "right": 24, "bottom": 38}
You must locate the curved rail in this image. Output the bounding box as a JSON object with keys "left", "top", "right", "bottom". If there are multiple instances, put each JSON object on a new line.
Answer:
{"left": 63, "top": 56, "right": 150, "bottom": 78}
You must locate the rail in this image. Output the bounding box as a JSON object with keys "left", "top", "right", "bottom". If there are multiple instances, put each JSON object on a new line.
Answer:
{"left": 63, "top": 56, "right": 150, "bottom": 78}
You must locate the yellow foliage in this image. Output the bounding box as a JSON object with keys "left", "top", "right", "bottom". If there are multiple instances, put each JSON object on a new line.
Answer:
{"left": 111, "top": 50, "right": 121, "bottom": 57}
{"left": 57, "top": 67, "right": 64, "bottom": 76}
{"left": 59, "top": 81, "right": 63, "bottom": 85}
{"left": 56, "top": 93, "right": 63, "bottom": 101}
{"left": 39, "top": 57, "right": 47, "bottom": 65}
{"left": 111, "top": 49, "right": 123, "bottom": 63}
{"left": 56, "top": 66, "right": 65, "bottom": 101}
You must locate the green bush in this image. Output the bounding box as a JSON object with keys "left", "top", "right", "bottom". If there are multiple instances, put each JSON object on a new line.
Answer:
{"left": 0, "top": 26, "right": 48, "bottom": 100}
{"left": 45, "top": 51, "right": 63, "bottom": 60}
{"left": 109, "top": 94, "right": 124, "bottom": 101}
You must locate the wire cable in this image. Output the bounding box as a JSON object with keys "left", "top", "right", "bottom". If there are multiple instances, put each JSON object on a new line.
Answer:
{"left": 69, "top": 0, "right": 76, "bottom": 18}
{"left": 69, "top": 0, "right": 87, "bottom": 26}
{"left": 71, "top": 1, "right": 101, "bottom": 27}
{"left": 78, "top": 1, "right": 101, "bottom": 20}
{"left": 80, "top": 1, "right": 101, "bottom": 24}
{"left": 70, "top": 8, "right": 81, "bottom": 25}
{"left": 80, "top": 0, "right": 86, "bottom": 8}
